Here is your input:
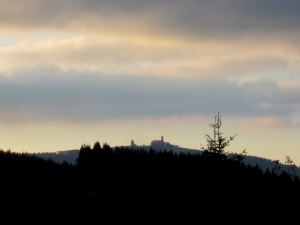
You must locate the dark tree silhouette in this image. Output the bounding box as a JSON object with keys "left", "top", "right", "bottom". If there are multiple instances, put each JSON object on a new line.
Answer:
{"left": 201, "top": 112, "right": 236, "bottom": 157}
{"left": 93, "top": 142, "right": 102, "bottom": 152}
{"left": 284, "top": 155, "right": 297, "bottom": 178}
{"left": 285, "top": 156, "right": 296, "bottom": 167}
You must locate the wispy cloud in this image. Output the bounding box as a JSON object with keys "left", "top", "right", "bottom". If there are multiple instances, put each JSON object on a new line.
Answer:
{"left": 0, "top": 34, "right": 299, "bottom": 78}
{"left": 0, "top": 0, "right": 300, "bottom": 79}
{"left": 243, "top": 116, "right": 284, "bottom": 129}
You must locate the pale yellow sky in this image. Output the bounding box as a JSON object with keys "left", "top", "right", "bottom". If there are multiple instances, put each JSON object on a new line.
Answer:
{"left": 0, "top": 116, "right": 299, "bottom": 164}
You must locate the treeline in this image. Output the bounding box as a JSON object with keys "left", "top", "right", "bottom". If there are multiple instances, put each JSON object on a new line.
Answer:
{"left": 77, "top": 142, "right": 300, "bottom": 189}
{"left": 0, "top": 143, "right": 299, "bottom": 207}
{"left": 0, "top": 150, "right": 76, "bottom": 203}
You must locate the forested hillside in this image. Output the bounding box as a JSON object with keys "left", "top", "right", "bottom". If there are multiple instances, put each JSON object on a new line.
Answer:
{"left": 0, "top": 143, "right": 299, "bottom": 207}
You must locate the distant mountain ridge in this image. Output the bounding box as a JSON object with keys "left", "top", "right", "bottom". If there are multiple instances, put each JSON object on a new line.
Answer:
{"left": 36, "top": 150, "right": 79, "bottom": 164}
{"left": 35, "top": 137, "right": 300, "bottom": 177}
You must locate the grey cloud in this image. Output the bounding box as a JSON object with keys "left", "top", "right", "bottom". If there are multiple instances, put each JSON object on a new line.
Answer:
{"left": 0, "top": 69, "right": 299, "bottom": 123}
{"left": 1, "top": 0, "right": 300, "bottom": 38}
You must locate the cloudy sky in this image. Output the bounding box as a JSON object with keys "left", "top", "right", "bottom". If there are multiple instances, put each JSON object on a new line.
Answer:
{"left": 1, "top": 0, "right": 300, "bottom": 163}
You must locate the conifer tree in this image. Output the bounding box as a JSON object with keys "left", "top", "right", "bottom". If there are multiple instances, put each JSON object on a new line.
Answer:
{"left": 201, "top": 112, "right": 237, "bottom": 156}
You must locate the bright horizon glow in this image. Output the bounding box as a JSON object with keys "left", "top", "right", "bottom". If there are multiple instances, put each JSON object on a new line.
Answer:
{"left": 1, "top": 116, "right": 299, "bottom": 164}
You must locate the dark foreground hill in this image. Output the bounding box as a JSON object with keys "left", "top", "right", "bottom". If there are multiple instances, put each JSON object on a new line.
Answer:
{"left": 1, "top": 143, "right": 300, "bottom": 212}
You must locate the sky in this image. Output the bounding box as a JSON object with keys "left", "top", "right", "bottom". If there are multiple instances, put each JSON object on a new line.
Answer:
{"left": 0, "top": 0, "right": 300, "bottom": 163}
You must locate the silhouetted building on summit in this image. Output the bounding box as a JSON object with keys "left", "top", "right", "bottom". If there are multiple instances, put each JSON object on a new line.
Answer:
{"left": 151, "top": 136, "right": 174, "bottom": 151}
{"left": 131, "top": 140, "right": 137, "bottom": 149}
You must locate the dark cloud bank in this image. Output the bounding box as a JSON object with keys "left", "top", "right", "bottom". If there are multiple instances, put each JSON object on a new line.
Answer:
{"left": 2, "top": 0, "right": 300, "bottom": 38}
{"left": 0, "top": 69, "right": 298, "bottom": 122}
